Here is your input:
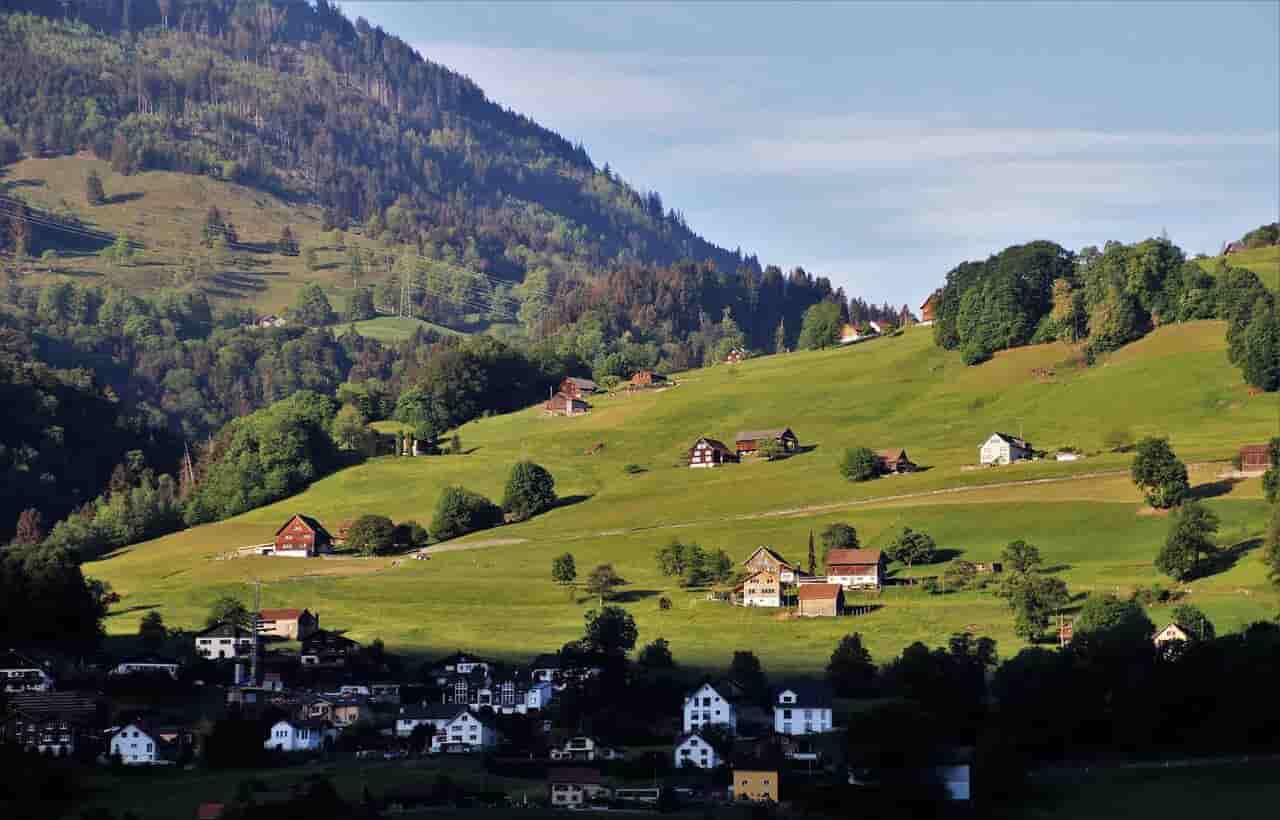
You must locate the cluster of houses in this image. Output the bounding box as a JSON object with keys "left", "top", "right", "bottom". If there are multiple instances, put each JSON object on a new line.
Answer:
{"left": 688, "top": 427, "right": 800, "bottom": 467}
{"left": 733, "top": 546, "right": 885, "bottom": 617}
{"left": 838, "top": 320, "right": 891, "bottom": 346}
{"left": 545, "top": 371, "right": 671, "bottom": 417}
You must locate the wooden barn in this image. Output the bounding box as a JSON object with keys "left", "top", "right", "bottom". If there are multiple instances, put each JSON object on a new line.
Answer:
{"left": 546, "top": 393, "right": 590, "bottom": 416}
{"left": 689, "top": 437, "right": 737, "bottom": 468}
{"left": 877, "top": 449, "right": 917, "bottom": 474}
{"left": 742, "top": 546, "right": 799, "bottom": 583}
{"left": 272, "top": 515, "right": 332, "bottom": 557}
{"left": 825, "top": 549, "right": 885, "bottom": 590}
{"left": 735, "top": 428, "right": 799, "bottom": 456}
{"left": 1240, "top": 444, "right": 1272, "bottom": 472}
{"left": 560, "top": 377, "right": 599, "bottom": 400}
{"left": 797, "top": 583, "right": 843, "bottom": 617}
{"left": 630, "top": 370, "right": 666, "bottom": 388}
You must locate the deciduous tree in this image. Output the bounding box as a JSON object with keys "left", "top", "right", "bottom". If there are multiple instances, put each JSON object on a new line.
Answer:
{"left": 1130, "top": 437, "right": 1189, "bottom": 509}
{"left": 584, "top": 563, "right": 625, "bottom": 604}
{"left": 583, "top": 605, "right": 637, "bottom": 656}
{"left": 502, "top": 461, "right": 557, "bottom": 521}
{"left": 346, "top": 514, "right": 396, "bottom": 555}
{"left": 1155, "top": 500, "right": 1218, "bottom": 581}
{"left": 840, "top": 447, "right": 879, "bottom": 482}
{"left": 827, "top": 632, "right": 876, "bottom": 696}
{"left": 887, "top": 527, "right": 936, "bottom": 569}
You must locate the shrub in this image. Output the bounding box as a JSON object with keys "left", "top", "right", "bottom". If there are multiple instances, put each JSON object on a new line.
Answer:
{"left": 347, "top": 514, "right": 396, "bottom": 555}
{"left": 1130, "top": 436, "right": 1189, "bottom": 509}
{"left": 622, "top": 463, "right": 645, "bottom": 475}
{"left": 430, "top": 486, "right": 501, "bottom": 541}
{"left": 502, "top": 461, "right": 557, "bottom": 521}
{"left": 658, "top": 596, "right": 672, "bottom": 611}
{"left": 942, "top": 560, "right": 977, "bottom": 592}
{"left": 393, "top": 520, "right": 430, "bottom": 550}
{"left": 839, "top": 447, "right": 880, "bottom": 482}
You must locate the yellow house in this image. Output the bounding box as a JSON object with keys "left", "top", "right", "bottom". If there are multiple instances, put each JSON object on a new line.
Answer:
{"left": 732, "top": 769, "right": 778, "bottom": 802}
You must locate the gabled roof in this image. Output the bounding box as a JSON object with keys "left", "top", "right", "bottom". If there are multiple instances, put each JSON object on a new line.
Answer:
{"left": 674, "top": 731, "right": 711, "bottom": 748}
{"left": 735, "top": 428, "right": 795, "bottom": 442}
{"left": 742, "top": 546, "right": 796, "bottom": 569}
{"left": 274, "top": 514, "right": 331, "bottom": 539}
{"left": 826, "top": 549, "right": 883, "bottom": 566}
{"left": 686, "top": 679, "right": 737, "bottom": 703}
{"left": 259, "top": 608, "right": 308, "bottom": 621}
{"left": 399, "top": 704, "right": 468, "bottom": 721}
{"left": 692, "top": 437, "right": 734, "bottom": 454}
{"left": 564, "top": 376, "right": 599, "bottom": 390}
{"left": 196, "top": 621, "right": 255, "bottom": 639}
{"left": 775, "top": 680, "right": 834, "bottom": 709}
{"left": 550, "top": 767, "right": 603, "bottom": 784}
{"left": 6, "top": 691, "right": 98, "bottom": 718}
{"left": 798, "top": 583, "right": 842, "bottom": 601}
{"left": 989, "top": 432, "right": 1030, "bottom": 449}
{"left": 877, "top": 448, "right": 910, "bottom": 462}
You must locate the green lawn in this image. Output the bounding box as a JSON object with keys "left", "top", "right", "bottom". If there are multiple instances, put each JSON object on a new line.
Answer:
{"left": 332, "top": 315, "right": 466, "bottom": 342}
{"left": 1021, "top": 762, "right": 1280, "bottom": 820}
{"left": 86, "top": 321, "right": 1279, "bottom": 672}
{"left": 1199, "top": 245, "right": 1280, "bottom": 291}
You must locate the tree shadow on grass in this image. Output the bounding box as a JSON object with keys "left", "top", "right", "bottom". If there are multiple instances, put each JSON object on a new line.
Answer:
{"left": 1041, "top": 564, "right": 1073, "bottom": 574}
{"left": 105, "top": 603, "right": 159, "bottom": 619}
{"left": 1187, "top": 478, "right": 1242, "bottom": 501}
{"left": 103, "top": 191, "right": 144, "bottom": 205}
{"left": 931, "top": 548, "right": 964, "bottom": 564}
{"left": 1199, "top": 537, "right": 1262, "bottom": 578}
{"left": 609, "top": 589, "right": 661, "bottom": 604}
{"left": 552, "top": 494, "right": 592, "bottom": 511}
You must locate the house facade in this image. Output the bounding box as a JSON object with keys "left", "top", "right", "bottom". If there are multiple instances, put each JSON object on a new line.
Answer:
{"left": 272, "top": 514, "right": 332, "bottom": 557}
{"left": 732, "top": 770, "right": 779, "bottom": 802}
{"left": 630, "top": 370, "right": 665, "bottom": 388}
{"left": 1154, "top": 623, "right": 1191, "bottom": 647}
{"left": 257, "top": 608, "right": 319, "bottom": 640}
{"left": 431, "top": 710, "right": 497, "bottom": 753}
{"left": 919, "top": 292, "right": 940, "bottom": 325}
{"left": 683, "top": 681, "right": 737, "bottom": 734}
{"left": 826, "top": 549, "right": 885, "bottom": 590}
{"left": 735, "top": 428, "right": 799, "bottom": 456}
{"left": 674, "top": 732, "right": 720, "bottom": 769}
{"left": 0, "top": 651, "right": 54, "bottom": 693}
{"left": 550, "top": 736, "right": 624, "bottom": 762}
{"left": 980, "top": 433, "right": 1033, "bottom": 465}
{"left": 265, "top": 719, "right": 333, "bottom": 752}
{"left": 545, "top": 392, "right": 590, "bottom": 416}
{"left": 797, "top": 583, "right": 843, "bottom": 617}
{"left": 689, "top": 437, "right": 737, "bottom": 468}
{"left": 876, "top": 449, "right": 917, "bottom": 474}
{"left": 774, "top": 683, "right": 834, "bottom": 736}
{"left": 549, "top": 768, "right": 611, "bottom": 807}
{"left": 742, "top": 546, "right": 799, "bottom": 583}
{"left": 109, "top": 723, "right": 172, "bottom": 765}
{"left": 1, "top": 692, "right": 99, "bottom": 756}
{"left": 740, "top": 570, "right": 782, "bottom": 607}
{"left": 395, "top": 704, "right": 467, "bottom": 738}
{"left": 1240, "top": 444, "right": 1272, "bottom": 472}
{"left": 300, "top": 630, "right": 361, "bottom": 666}
{"left": 195, "top": 622, "right": 255, "bottom": 659}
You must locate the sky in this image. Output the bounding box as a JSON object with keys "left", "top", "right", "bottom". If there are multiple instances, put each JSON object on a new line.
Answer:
{"left": 347, "top": 1, "right": 1279, "bottom": 306}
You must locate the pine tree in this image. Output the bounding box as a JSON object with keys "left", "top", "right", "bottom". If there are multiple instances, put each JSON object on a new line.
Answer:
{"left": 773, "top": 318, "right": 786, "bottom": 353}
{"left": 1241, "top": 297, "right": 1280, "bottom": 391}
{"left": 807, "top": 530, "right": 816, "bottom": 576}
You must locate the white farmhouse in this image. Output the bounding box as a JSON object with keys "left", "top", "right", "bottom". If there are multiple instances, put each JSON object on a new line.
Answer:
{"left": 109, "top": 723, "right": 165, "bottom": 765}
{"left": 979, "top": 432, "right": 1033, "bottom": 465}
{"left": 673, "top": 732, "right": 721, "bottom": 769}
{"left": 395, "top": 704, "right": 467, "bottom": 738}
{"left": 195, "top": 622, "right": 256, "bottom": 659}
{"left": 432, "top": 710, "right": 497, "bottom": 753}
{"left": 682, "top": 681, "right": 737, "bottom": 735}
{"left": 774, "top": 682, "right": 834, "bottom": 736}
{"left": 264, "top": 719, "right": 334, "bottom": 752}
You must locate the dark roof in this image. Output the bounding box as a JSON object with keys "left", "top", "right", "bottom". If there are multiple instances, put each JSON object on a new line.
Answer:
{"left": 826, "top": 549, "right": 883, "bottom": 566}
{"left": 742, "top": 546, "right": 796, "bottom": 569}
{"left": 196, "top": 621, "right": 255, "bottom": 639}
{"left": 735, "top": 428, "right": 795, "bottom": 442}
{"left": 775, "top": 680, "right": 834, "bottom": 709}
{"left": 549, "top": 767, "right": 603, "bottom": 784}
{"left": 990, "top": 432, "right": 1031, "bottom": 449}
{"left": 399, "top": 704, "right": 468, "bottom": 721}
{"left": 691, "top": 437, "right": 734, "bottom": 455}
{"left": 798, "top": 583, "right": 842, "bottom": 601}
{"left": 564, "top": 376, "right": 599, "bottom": 390}
{"left": 877, "top": 448, "right": 910, "bottom": 462}
{"left": 5, "top": 691, "right": 98, "bottom": 718}
{"left": 273, "top": 514, "right": 332, "bottom": 540}
{"left": 300, "top": 630, "right": 360, "bottom": 651}
{"left": 674, "top": 731, "right": 710, "bottom": 747}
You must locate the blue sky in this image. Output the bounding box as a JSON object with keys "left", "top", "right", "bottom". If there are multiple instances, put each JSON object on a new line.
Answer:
{"left": 348, "top": 1, "right": 1279, "bottom": 306}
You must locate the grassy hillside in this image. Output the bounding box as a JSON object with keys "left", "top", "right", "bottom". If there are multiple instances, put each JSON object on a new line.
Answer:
{"left": 1200, "top": 245, "right": 1280, "bottom": 291}
{"left": 87, "top": 323, "right": 1279, "bottom": 672}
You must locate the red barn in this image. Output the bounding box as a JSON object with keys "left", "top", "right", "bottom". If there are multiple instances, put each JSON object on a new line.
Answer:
{"left": 273, "top": 515, "right": 332, "bottom": 556}
{"left": 1240, "top": 444, "right": 1272, "bottom": 472}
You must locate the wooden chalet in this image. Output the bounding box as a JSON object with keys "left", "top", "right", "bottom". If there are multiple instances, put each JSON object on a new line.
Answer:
{"left": 825, "top": 549, "right": 885, "bottom": 590}
{"left": 797, "top": 583, "right": 843, "bottom": 617}
{"left": 737, "top": 569, "right": 782, "bottom": 607}
{"left": 735, "top": 428, "right": 799, "bottom": 456}
{"left": 877, "top": 449, "right": 917, "bottom": 474}
{"left": 689, "top": 437, "right": 737, "bottom": 468}
{"left": 742, "top": 546, "right": 799, "bottom": 583}
{"left": 272, "top": 514, "right": 332, "bottom": 557}
{"left": 919, "top": 290, "right": 941, "bottom": 324}
{"left": 1240, "top": 444, "right": 1271, "bottom": 472}
{"left": 560, "top": 377, "right": 599, "bottom": 400}
{"left": 546, "top": 392, "right": 590, "bottom": 417}
{"left": 630, "top": 370, "right": 665, "bottom": 388}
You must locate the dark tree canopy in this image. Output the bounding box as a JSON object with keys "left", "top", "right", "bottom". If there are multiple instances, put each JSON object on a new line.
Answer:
{"left": 430, "top": 486, "right": 501, "bottom": 541}
{"left": 1130, "top": 437, "right": 1189, "bottom": 509}
{"left": 502, "top": 461, "right": 557, "bottom": 521}
{"left": 346, "top": 514, "right": 397, "bottom": 555}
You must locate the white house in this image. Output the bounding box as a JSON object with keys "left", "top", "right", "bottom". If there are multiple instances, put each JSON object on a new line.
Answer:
{"left": 195, "top": 622, "right": 255, "bottom": 659}
{"left": 979, "top": 432, "right": 1033, "bottom": 465}
{"left": 550, "top": 736, "right": 625, "bottom": 762}
{"left": 431, "top": 711, "right": 497, "bottom": 753}
{"left": 110, "top": 723, "right": 165, "bottom": 765}
{"left": 264, "top": 719, "right": 334, "bottom": 752}
{"left": 674, "top": 732, "right": 721, "bottom": 769}
{"left": 0, "top": 651, "right": 55, "bottom": 693}
{"left": 682, "top": 681, "right": 737, "bottom": 734}
{"left": 109, "top": 658, "right": 180, "bottom": 679}
{"left": 549, "top": 769, "right": 611, "bottom": 807}
{"left": 774, "top": 682, "right": 834, "bottom": 736}
{"left": 1154, "top": 622, "right": 1191, "bottom": 647}
{"left": 523, "top": 681, "right": 555, "bottom": 712}
{"left": 395, "top": 704, "right": 468, "bottom": 738}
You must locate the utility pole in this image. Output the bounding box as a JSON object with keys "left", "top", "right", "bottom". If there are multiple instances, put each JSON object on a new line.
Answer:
{"left": 249, "top": 578, "right": 263, "bottom": 686}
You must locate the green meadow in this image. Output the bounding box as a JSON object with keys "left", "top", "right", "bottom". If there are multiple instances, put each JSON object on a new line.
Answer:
{"left": 87, "top": 322, "right": 1279, "bottom": 672}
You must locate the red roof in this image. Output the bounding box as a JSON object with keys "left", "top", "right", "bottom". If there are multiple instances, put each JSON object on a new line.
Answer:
{"left": 798, "top": 583, "right": 841, "bottom": 601}
{"left": 549, "top": 767, "right": 603, "bottom": 784}
{"left": 197, "top": 803, "right": 225, "bottom": 820}
{"left": 826, "top": 549, "right": 883, "bottom": 566}
{"left": 259, "top": 608, "right": 306, "bottom": 621}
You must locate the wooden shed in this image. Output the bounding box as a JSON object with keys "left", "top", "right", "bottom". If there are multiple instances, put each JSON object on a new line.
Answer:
{"left": 735, "top": 428, "right": 799, "bottom": 456}
{"left": 797, "top": 583, "right": 843, "bottom": 617}
{"left": 1240, "top": 444, "right": 1272, "bottom": 472}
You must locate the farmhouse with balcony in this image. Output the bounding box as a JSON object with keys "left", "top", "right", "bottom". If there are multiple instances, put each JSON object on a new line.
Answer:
{"left": 1240, "top": 444, "right": 1272, "bottom": 472}
{"left": 300, "top": 630, "right": 361, "bottom": 666}
{"left": 1, "top": 692, "right": 101, "bottom": 756}
{"left": 630, "top": 370, "right": 666, "bottom": 388}
{"left": 545, "top": 392, "right": 590, "bottom": 416}
{"left": 270, "top": 514, "right": 333, "bottom": 557}
{"left": 689, "top": 436, "right": 738, "bottom": 468}
{"left": 195, "top": 622, "right": 255, "bottom": 659}
{"left": 826, "top": 549, "right": 885, "bottom": 590}
{"left": 738, "top": 569, "right": 782, "bottom": 608}
{"left": 559, "top": 376, "right": 600, "bottom": 399}
{"left": 742, "top": 546, "right": 800, "bottom": 583}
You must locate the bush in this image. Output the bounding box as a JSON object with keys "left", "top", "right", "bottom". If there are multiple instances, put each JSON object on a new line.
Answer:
{"left": 430, "top": 486, "right": 501, "bottom": 541}
{"left": 502, "top": 461, "right": 557, "bottom": 521}
{"left": 1130, "top": 436, "right": 1189, "bottom": 509}
{"left": 347, "top": 514, "right": 396, "bottom": 555}
{"left": 942, "top": 561, "right": 977, "bottom": 592}
{"left": 394, "top": 520, "right": 430, "bottom": 550}
{"left": 622, "top": 463, "right": 645, "bottom": 475}
{"left": 839, "top": 447, "right": 880, "bottom": 482}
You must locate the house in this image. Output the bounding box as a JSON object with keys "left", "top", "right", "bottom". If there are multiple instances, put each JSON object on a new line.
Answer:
{"left": 264, "top": 719, "right": 335, "bottom": 752}
{"left": 271, "top": 514, "right": 332, "bottom": 557}
{"left": 431, "top": 652, "right": 492, "bottom": 679}
{"left": 530, "top": 653, "right": 561, "bottom": 684}
{"left": 1, "top": 692, "right": 100, "bottom": 756}
{"left": 689, "top": 436, "right": 738, "bottom": 468}
{"left": 1154, "top": 622, "right": 1191, "bottom": 647}
{"left": 674, "top": 732, "right": 721, "bottom": 769}
{"left": 299, "top": 630, "right": 361, "bottom": 666}
{"left": 826, "top": 549, "right": 885, "bottom": 590}
{"left": 739, "top": 570, "right": 782, "bottom": 608}
{"left": 683, "top": 681, "right": 737, "bottom": 734}
{"left": 797, "top": 583, "right": 844, "bottom": 617}
{"left": 195, "top": 622, "right": 255, "bottom": 659}
{"left": 742, "top": 546, "right": 800, "bottom": 583}
{"left": 109, "top": 657, "right": 180, "bottom": 679}
{"left": 109, "top": 722, "right": 187, "bottom": 765}
{"left": 980, "top": 432, "right": 1033, "bottom": 465}
{"left": 0, "top": 650, "right": 54, "bottom": 693}
{"left": 630, "top": 370, "right": 665, "bottom": 388}
{"left": 919, "top": 291, "right": 941, "bottom": 325}
{"left": 545, "top": 392, "right": 590, "bottom": 416}
{"left": 301, "top": 696, "right": 367, "bottom": 726}
{"left": 877, "top": 449, "right": 917, "bottom": 474}
{"left": 550, "top": 736, "right": 625, "bottom": 762}
{"left": 431, "top": 710, "right": 498, "bottom": 753}
{"left": 548, "top": 768, "right": 611, "bottom": 808}
{"left": 256, "top": 314, "right": 287, "bottom": 328}
{"left": 559, "top": 376, "right": 599, "bottom": 399}
{"left": 735, "top": 428, "right": 799, "bottom": 457}
{"left": 724, "top": 347, "right": 749, "bottom": 364}
{"left": 396, "top": 704, "right": 468, "bottom": 738}
{"left": 1240, "top": 444, "right": 1272, "bottom": 472}
{"left": 774, "top": 681, "right": 834, "bottom": 736}
{"left": 732, "top": 770, "right": 779, "bottom": 802}
{"left": 257, "top": 608, "right": 319, "bottom": 640}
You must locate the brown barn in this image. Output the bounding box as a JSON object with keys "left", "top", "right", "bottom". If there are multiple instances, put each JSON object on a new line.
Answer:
{"left": 919, "top": 290, "right": 941, "bottom": 324}
{"left": 689, "top": 437, "right": 737, "bottom": 468}
{"left": 798, "top": 583, "right": 843, "bottom": 617}
{"left": 877, "top": 449, "right": 917, "bottom": 474}
{"left": 735, "top": 428, "right": 799, "bottom": 456}
{"left": 257, "top": 608, "right": 319, "bottom": 640}
{"left": 825, "top": 549, "right": 885, "bottom": 590}
{"left": 631, "top": 370, "right": 665, "bottom": 388}
{"left": 273, "top": 515, "right": 332, "bottom": 556}
{"left": 560, "top": 377, "right": 599, "bottom": 399}
{"left": 742, "top": 546, "right": 799, "bottom": 582}
{"left": 1240, "top": 444, "right": 1272, "bottom": 472}
{"left": 546, "top": 393, "right": 590, "bottom": 416}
